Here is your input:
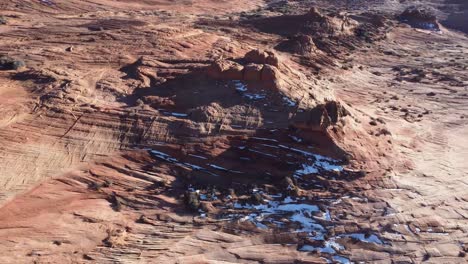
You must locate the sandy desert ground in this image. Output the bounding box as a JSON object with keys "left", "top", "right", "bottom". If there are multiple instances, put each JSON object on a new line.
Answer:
{"left": 0, "top": 0, "right": 467, "bottom": 263}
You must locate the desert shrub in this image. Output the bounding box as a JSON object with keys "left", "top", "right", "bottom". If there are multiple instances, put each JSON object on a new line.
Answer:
{"left": 109, "top": 193, "right": 122, "bottom": 212}
{"left": 250, "top": 192, "right": 264, "bottom": 205}
{"left": 0, "top": 56, "right": 25, "bottom": 70}
{"left": 184, "top": 191, "right": 200, "bottom": 211}
{"left": 0, "top": 16, "right": 7, "bottom": 25}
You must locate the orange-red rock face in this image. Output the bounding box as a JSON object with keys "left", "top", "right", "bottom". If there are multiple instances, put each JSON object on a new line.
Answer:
{"left": 0, "top": 0, "right": 467, "bottom": 263}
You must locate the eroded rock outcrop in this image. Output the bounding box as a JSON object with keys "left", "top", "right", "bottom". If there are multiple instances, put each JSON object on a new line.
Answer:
{"left": 399, "top": 6, "right": 440, "bottom": 31}
{"left": 275, "top": 34, "right": 317, "bottom": 55}
{"left": 293, "top": 101, "right": 349, "bottom": 132}
{"left": 250, "top": 7, "right": 359, "bottom": 38}
{"left": 205, "top": 49, "right": 283, "bottom": 89}
{"left": 205, "top": 59, "right": 243, "bottom": 80}
{"left": 243, "top": 49, "right": 280, "bottom": 68}
{"left": 203, "top": 48, "right": 350, "bottom": 136}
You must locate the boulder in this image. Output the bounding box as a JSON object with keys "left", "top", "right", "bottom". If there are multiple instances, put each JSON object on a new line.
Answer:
{"left": 136, "top": 67, "right": 158, "bottom": 87}
{"left": 276, "top": 35, "right": 316, "bottom": 55}
{"left": 205, "top": 60, "right": 228, "bottom": 78}
{"left": 250, "top": 192, "right": 265, "bottom": 205}
{"left": 260, "top": 64, "right": 279, "bottom": 82}
{"left": 243, "top": 64, "right": 263, "bottom": 81}
{"left": 199, "top": 201, "right": 219, "bottom": 214}
{"left": 292, "top": 101, "right": 348, "bottom": 131}
{"left": 143, "top": 96, "right": 175, "bottom": 108}
{"left": 307, "top": 7, "right": 325, "bottom": 19}
{"left": 223, "top": 62, "right": 244, "bottom": 80}
{"left": 265, "top": 52, "right": 280, "bottom": 67}
{"left": 244, "top": 49, "right": 269, "bottom": 64}
{"left": 189, "top": 103, "right": 223, "bottom": 123}
{"left": 206, "top": 60, "right": 243, "bottom": 80}
{"left": 244, "top": 49, "right": 280, "bottom": 67}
